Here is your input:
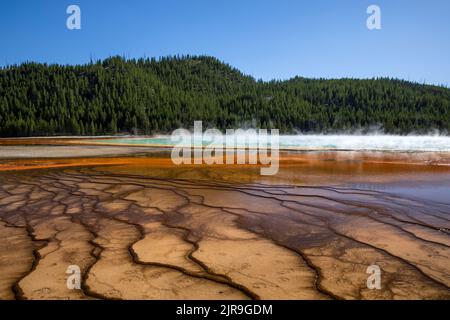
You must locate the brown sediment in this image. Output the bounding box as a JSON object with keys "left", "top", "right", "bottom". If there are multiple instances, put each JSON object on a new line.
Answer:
{"left": 0, "top": 141, "right": 449, "bottom": 300}
{"left": 1, "top": 151, "right": 450, "bottom": 178}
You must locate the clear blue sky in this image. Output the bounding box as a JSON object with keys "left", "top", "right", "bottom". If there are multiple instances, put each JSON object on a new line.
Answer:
{"left": 1, "top": 0, "right": 449, "bottom": 85}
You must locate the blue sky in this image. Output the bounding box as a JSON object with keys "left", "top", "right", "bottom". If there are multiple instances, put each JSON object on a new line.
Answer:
{"left": 1, "top": 0, "right": 449, "bottom": 85}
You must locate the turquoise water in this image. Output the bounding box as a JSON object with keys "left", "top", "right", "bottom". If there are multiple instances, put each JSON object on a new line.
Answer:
{"left": 93, "top": 135, "right": 450, "bottom": 152}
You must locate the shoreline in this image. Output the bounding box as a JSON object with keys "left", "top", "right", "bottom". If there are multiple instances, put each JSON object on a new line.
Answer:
{"left": 1, "top": 148, "right": 450, "bottom": 176}
{"left": 1, "top": 136, "right": 450, "bottom": 172}
{"left": 2, "top": 135, "right": 450, "bottom": 153}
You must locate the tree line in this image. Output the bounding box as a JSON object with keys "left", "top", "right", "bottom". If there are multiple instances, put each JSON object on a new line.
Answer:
{"left": 0, "top": 55, "right": 449, "bottom": 137}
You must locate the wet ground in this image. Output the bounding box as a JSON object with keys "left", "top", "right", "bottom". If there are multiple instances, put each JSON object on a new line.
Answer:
{"left": 0, "top": 143, "right": 449, "bottom": 300}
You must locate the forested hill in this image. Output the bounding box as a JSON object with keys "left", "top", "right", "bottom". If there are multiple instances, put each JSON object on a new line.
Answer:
{"left": 1, "top": 55, "right": 449, "bottom": 137}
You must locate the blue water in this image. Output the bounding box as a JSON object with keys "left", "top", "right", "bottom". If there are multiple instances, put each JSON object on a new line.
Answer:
{"left": 93, "top": 135, "right": 450, "bottom": 152}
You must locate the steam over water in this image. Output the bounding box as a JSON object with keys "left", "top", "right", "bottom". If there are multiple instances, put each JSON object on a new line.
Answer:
{"left": 95, "top": 135, "right": 450, "bottom": 152}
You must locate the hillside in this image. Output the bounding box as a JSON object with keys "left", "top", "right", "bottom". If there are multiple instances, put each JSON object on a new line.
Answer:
{"left": 0, "top": 55, "right": 449, "bottom": 137}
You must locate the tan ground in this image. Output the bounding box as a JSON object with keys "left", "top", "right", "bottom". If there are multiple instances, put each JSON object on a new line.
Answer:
{"left": 0, "top": 140, "right": 449, "bottom": 300}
